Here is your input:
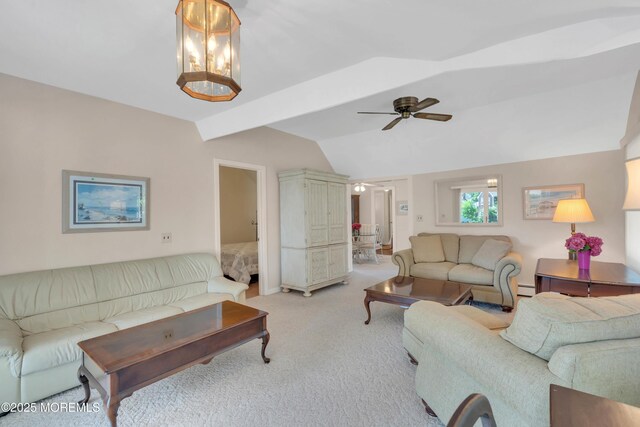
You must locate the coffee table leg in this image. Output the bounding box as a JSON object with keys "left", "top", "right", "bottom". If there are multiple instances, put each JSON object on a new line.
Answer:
{"left": 77, "top": 367, "right": 91, "bottom": 404}
{"left": 261, "top": 332, "right": 271, "bottom": 364}
{"left": 364, "top": 294, "right": 372, "bottom": 325}
{"left": 106, "top": 398, "right": 120, "bottom": 427}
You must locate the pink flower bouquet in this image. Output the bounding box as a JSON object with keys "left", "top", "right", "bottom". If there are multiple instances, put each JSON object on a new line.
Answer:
{"left": 564, "top": 233, "right": 603, "bottom": 256}
{"left": 352, "top": 223, "right": 361, "bottom": 236}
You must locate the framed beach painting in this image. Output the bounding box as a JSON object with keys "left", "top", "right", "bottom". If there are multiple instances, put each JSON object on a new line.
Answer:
{"left": 62, "top": 170, "right": 150, "bottom": 233}
{"left": 522, "top": 184, "right": 584, "bottom": 220}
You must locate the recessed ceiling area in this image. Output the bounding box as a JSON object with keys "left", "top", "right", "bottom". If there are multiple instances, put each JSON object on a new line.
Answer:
{"left": 1, "top": 1, "right": 639, "bottom": 179}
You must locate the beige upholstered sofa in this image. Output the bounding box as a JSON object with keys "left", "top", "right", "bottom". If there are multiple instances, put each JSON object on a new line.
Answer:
{"left": 404, "top": 292, "right": 640, "bottom": 426}
{"left": 392, "top": 233, "right": 522, "bottom": 310}
{"left": 0, "top": 253, "right": 247, "bottom": 406}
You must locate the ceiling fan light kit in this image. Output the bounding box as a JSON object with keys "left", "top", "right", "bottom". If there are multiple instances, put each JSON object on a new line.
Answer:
{"left": 358, "top": 96, "right": 452, "bottom": 131}
{"left": 176, "top": 0, "right": 241, "bottom": 102}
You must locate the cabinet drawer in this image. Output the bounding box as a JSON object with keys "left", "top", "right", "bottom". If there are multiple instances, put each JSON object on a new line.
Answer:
{"left": 590, "top": 284, "right": 636, "bottom": 297}
{"left": 547, "top": 279, "right": 588, "bottom": 296}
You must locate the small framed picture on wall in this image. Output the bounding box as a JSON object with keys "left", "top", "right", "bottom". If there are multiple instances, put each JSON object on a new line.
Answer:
{"left": 397, "top": 200, "right": 409, "bottom": 216}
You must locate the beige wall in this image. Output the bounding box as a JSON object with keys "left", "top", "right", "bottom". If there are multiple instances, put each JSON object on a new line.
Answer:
{"left": 0, "top": 74, "right": 333, "bottom": 294}
{"left": 410, "top": 150, "right": 626, "bottom": 293}
{"left": 219, "top": 166, "right": 257, "bottom": 244}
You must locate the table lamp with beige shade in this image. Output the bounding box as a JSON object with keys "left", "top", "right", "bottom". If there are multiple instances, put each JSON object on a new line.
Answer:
{"left": 552, "top": 198, "right": 595, "bottom": 260}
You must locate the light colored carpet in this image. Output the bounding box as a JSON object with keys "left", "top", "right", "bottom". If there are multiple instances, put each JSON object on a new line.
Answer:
{"left": 1, "top": 257, "right": 508, "bottom": 427}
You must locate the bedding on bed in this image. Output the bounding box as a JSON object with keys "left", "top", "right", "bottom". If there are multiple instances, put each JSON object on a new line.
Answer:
{"left": 221, "top": 241, "right": 259, "bottom": 284}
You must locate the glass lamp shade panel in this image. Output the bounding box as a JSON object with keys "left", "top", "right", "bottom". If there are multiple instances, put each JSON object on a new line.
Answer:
{"left": 176, "top": 0, "right": 241, "bottom": 102}
{"left": 624, "top": 157, "right": 640, "bottom": 210}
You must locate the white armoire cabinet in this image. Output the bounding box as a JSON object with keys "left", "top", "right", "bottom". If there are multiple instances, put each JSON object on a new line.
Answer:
{"left": 279, "top": 169, "right": 349, "bottom": 296}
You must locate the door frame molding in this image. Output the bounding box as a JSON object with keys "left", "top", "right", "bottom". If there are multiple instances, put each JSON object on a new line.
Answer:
{"left": 213, "top": 158, "right": 269, "bottom": 296}
{"left": 371, "top": 186, "right": 396, "bottom": 249}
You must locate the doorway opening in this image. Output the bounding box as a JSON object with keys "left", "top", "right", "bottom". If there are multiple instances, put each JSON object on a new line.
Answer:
{"left": 213, "top": 159, "right": 268, "bottom": 298}
{"left": 373, "top": 187, "right": 395, "bottom": 255}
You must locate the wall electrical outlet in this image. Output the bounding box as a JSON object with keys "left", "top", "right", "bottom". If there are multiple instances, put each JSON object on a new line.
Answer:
{"left": 416, "top": 215, "right": 424, "bottom": 222}
{"left": 161, "top": 233, "right": 172, "bottom": 243}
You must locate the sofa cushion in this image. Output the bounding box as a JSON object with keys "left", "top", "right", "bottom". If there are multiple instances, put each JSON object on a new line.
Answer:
{"left": 450, "top": 305, "right": 510, "bottom": 330}
{"left": 448, "top": 264, "right": 494, "bottom": 285}
{"left": 419, "top": 233, "right": 459, "bottom": 263}
{"left": 97, "top": 281, "right": 208, "bottom": 320}
{"left": 0, "top": 267, "right": 99, "bottom": 334}
{"left": 459, "top": 235, "right": 511, "bottom": 264}
{"left": 548, "top": 338, "right": 640, "bottom": 390}
{"left": 168, "top": 293, "right": 231, "bottom": 312}
{"left": 410, "top": 235, "right": 445, "bottom": 263}
{"left": 410, "top": 262, "right": 457, "bottom": 281}
{"left": 471, "top": 239, "right": 512, "bottom": 271}
{"left": 404, "top": 301, "right": 509, "bottom": 362}
{"left": 21, "top": 321, "right": 118, "bottom": 376}
{"left": 500, "top": 293, "right": 640, "bottom": 361}
{"left": 103, "top": 305, "right": 183, "bottom": 330}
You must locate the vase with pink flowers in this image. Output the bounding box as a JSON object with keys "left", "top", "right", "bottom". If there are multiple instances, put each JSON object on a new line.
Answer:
{"left": 352, "top": 223, "right": 362, "bottom": 237}
{"left": 564, "top": 233, "right": 604, "bottom": 270}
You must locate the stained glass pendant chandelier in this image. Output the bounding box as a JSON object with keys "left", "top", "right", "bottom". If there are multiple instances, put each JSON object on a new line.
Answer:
{"left": 176, "top": 0, "right": 241, "bottom": 101}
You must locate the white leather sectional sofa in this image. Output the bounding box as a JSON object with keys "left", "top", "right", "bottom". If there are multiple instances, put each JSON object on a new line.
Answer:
{"left": 0, "top": 253, "right": 247, "bottom": 405}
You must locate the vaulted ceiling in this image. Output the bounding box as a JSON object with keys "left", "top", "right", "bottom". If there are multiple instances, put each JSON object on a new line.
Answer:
{"left": 2, "top": 1, "right": 639, "bottom": 179}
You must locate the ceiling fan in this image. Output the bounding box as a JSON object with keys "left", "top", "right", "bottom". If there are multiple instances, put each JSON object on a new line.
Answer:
{"left": 352, "top": 182, "right": 385, "bottom": 192}
{"left": 358, "top": 96, "right": 452, "bottom": 131}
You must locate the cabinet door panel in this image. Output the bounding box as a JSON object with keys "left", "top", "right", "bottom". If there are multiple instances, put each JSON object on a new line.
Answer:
{"left": 327, "top": 182, "right": 347, "bottom": 244}
{"left": 305, "top": 180, "right": 328, "bottom": 247}
{"left": 308, "top": 248, "right": 329, "bottom": 285}
{"left": 329, "top": 244, "right": 348, "bottom": 279}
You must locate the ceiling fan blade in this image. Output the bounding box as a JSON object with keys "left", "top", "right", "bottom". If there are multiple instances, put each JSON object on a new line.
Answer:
{"left": 413, "top": 112, "right": 452, "bottom": 122}
{"left": 357, "top": 112, "right": 400, "bottom": 115}
{"left": 409, "top": 98, "right": 439, "bottom": 112}
{"left": 382, "top": 117, "right": 403, "bottom": 131}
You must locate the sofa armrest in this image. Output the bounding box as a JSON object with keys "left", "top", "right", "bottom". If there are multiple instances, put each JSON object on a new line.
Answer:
{"left": 391, "top": 249, "right": 414, "bottom": 276}
{"left": 413, "top": 301, "right": 567, "bottom": 424}
{"left": 493, "top": 251, "right": 522, "bottom": 308}
{"left": 0, "top": 319, "right": 23, "bottom": 379}
{"left": 0, "top": 319, "right": 22, "bottom": 358}
{"left": 207, "top": 277, "right": 249, "bottom": 302}
{"left": 548, "top": 337, "right": 640, "bottom": 407}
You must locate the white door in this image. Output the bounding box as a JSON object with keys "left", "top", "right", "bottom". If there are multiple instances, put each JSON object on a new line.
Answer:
{"left": 327, "top": 182, "right": 346, "bottom": 244}
{"left": 308, "top": 247, "right": 329, "bottom": 284}
{"left": 329, "top": 244, "right": 348, "bottom": 279}
{"left": 305, "top": 179, "right": 328, "bottom": 247}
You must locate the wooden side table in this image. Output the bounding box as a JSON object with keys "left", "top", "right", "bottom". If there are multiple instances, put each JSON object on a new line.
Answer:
{"left": 550, "top": 384, "right": 640, "bottom": 426}
{"left": 535, "top": 258, "right": 640, "bottom": 297}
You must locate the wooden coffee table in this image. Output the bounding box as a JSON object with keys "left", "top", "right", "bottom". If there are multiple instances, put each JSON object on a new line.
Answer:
{"left": 364, "top": 276, "right": 473, "bottom": 324}
{"left": 77, "top": 301, "right": 270, "bottom": 426}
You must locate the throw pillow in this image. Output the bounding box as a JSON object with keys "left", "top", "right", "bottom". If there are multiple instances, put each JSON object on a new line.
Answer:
{"left": 500, "top": 292, "right": 640, "bottom": 361}
{"left": 471, "top": 239, "right": 512, "bottom": 271}
{"left": 409, "top": 235, "right": 445, "bottom": 263}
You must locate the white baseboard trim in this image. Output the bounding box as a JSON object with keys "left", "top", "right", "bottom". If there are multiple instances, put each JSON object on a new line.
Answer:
{"left": 518, "top": 283, "right": 535, "bottom": 297}
{"left": 263, "top": 287, "right": 282, "bottom": 296}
